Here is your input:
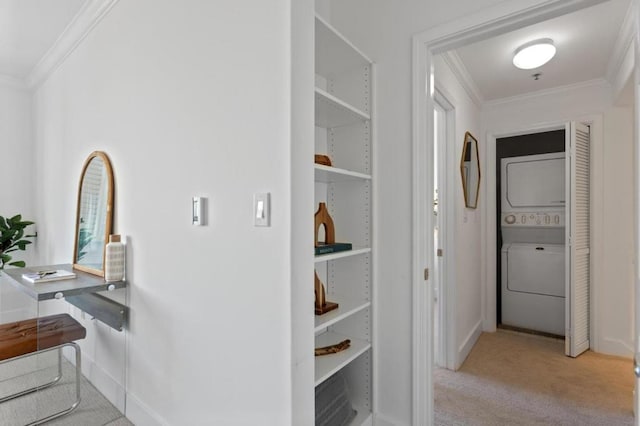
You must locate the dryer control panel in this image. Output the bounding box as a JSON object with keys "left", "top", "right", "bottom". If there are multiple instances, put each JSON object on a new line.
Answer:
{"left": 502, "top": 211, "right": 565, "bottom": 227}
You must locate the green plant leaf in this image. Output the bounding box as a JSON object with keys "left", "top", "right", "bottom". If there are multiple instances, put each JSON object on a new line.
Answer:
{"left": 0, "top": 216, "right": 7, "bottom": 231}
{"left": 1, "top": 253, "right": 11, "bottom": 263}
{"left": 8, "top": 261, "right": 25, "bottom": 268}
{"left": 9, "top": 214, "right": 21, "bottom": 224}
{"left": 18, "top": 221, "right": 34, "bottom": 227}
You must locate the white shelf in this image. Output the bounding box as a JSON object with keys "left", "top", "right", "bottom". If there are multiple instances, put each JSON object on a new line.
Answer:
{"left": 315, "top": 331, "right": 371, "bottom": 386}
{"left": 315, "top": 87, "right": 370, "bottom": 128}
{"left": 314, "top": 247, "right": 371, "bottom": 263}
{"left": 315, "top": 14, "right": 372, "bottom": 78}
{"left": 315, "top": 164, "right": 371, "bottom": 182}
{"left": 315, "top": 300, "right": 371, "bottom": 333}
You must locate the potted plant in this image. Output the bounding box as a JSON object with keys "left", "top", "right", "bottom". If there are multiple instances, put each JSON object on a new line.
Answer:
{"left": 0, "top": 215, "right": 36, "bottom": 269}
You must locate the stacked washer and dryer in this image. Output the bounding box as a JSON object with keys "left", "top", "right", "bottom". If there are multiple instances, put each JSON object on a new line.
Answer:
{"left": 501, "top": 152, "right": 566, "bottom": 336}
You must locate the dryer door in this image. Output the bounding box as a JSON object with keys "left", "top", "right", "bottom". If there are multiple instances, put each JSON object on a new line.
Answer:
{"left": 507, "top": 244, "right": 564, "bottom": 297}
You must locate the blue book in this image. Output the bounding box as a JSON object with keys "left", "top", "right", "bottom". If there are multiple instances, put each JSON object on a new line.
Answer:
{"left": 315, "top": 242, "right": 353, "bottom": 255}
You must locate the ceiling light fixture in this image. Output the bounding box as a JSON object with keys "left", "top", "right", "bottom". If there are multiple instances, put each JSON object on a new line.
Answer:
{"left": 513, "top": 39, "right": 556, "bottom": 70}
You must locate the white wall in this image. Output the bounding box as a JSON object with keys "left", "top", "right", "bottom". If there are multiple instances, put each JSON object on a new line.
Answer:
{"left": 0, "top": 83, "right": 35, "bottom": 266}
{"left": 31, "top": 1, "right": 295, "bottom": 424}
{"left": 433, "top": 56, "right": 483, "bottom": 368}
{"left": 482, "top": 81, "right": 634, "bottom": 357}
{"left": 0, "top": 81, "right": 38, "bottom": 320}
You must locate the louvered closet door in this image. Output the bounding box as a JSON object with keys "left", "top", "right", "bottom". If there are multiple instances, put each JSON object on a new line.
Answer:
{"left": 565, "top": 122, "right": 591, "bottom": 357}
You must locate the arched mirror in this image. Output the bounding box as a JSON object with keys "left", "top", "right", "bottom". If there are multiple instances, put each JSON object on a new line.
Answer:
{"left": 460, "top": 131, "right": 480, "bottom": 209}
{"left": 73, "top": 151, "right": 114, "bottom": 277}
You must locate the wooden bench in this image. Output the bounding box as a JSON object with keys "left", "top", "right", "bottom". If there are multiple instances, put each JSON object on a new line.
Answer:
{"left": 0, "top": 314, "right": 86, "bottom": 425}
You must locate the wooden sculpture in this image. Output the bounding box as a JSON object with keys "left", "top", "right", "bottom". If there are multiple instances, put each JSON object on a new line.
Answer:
{"left": 315, "top": 339, "right": 351, "bottom": 356}
{"left": 315, "top": 271, "right": 338, "bottom": 315}
{"left": 314, "top": 154, "right": 333, "bottom": 167}
{"left": 315, "top": 202, "right": 335, "bottom": 246}
{"left": 314, "top": 202, "right": 352, "bottom": 255}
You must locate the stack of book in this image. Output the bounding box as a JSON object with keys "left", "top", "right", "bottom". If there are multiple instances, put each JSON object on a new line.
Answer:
{"left": 22, "top": 269, "right": 77, "bottom": 284}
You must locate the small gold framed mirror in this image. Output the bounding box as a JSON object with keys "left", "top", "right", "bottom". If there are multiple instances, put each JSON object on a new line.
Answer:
{"left": 73, "top": 151, "right": 114, "bottom": 277}
{"left": 460, "top": 132, "right": 480, "bottom": 209}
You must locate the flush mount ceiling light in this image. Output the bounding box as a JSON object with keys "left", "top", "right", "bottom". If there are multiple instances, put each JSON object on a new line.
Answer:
{"left": 513, "top": 39, "right": 556, "bottom": 70}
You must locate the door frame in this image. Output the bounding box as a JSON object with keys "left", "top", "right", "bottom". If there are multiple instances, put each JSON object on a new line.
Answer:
{"left": 483, "top": 116, "right": 601, "bottom": 349}
{"left": 433, "top": 87, "right": 456, "bottom": 370}
{"left": 411, "top": 1, "right": 610, "bottom": 424}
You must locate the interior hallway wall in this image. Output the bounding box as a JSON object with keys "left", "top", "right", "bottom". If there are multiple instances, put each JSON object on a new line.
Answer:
{"left": 31, "top": 0, "right": 295, "bottom": 424}
{"left": 0, "top": 82, "right": 37, "bottom": 322}
{"left": 482, "top": 81, "right": 634, "bottom": 357}
{"left": 0, "top": 83, "right": 34, "bottom": 265}
{"left": 433, "top": 55, "right": 483, "bottom": 369}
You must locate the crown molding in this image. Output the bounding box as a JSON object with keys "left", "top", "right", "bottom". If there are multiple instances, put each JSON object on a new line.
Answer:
{"left": 605, "top": 0, "right": 635, "bottom": 85}
{"left": 483, "top": 78, "right": 610, "bottom": 108}
{"left": 26, "top": 0, "right": 120, "bottom": 90}
{"left": 0, "top": 74, "right": 27, "bottom": 91}
{"left": 440, "top": 50, "right": 484, "bottom": 107}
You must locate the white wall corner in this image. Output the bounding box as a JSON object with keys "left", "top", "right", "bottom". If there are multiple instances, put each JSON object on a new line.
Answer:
{"left": 440, "top": 51, "right": 484, "bottom": 107}
{"left": 456, "top": 320, "right": 482, "bottom": 370}
{"left": 26, "top": 0, "right": 120, "bottom": 89}
{"left": 605, "top": 0, "right": 636, "bottom": 95}
{"left": 0, "top": 74, "right": 27, "bottom": 91}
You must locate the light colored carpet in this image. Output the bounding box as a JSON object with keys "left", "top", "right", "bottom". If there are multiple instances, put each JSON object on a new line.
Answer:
{"left": 435, "top": 331, "right": 634, "bottom": 425}
{"left": 0, "top": 360, "right": 133, "bottom": 426}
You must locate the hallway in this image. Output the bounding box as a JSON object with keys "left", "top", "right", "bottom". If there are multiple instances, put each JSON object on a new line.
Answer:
{"left": 435, "top": 331, "right": 633, "bottom": 425}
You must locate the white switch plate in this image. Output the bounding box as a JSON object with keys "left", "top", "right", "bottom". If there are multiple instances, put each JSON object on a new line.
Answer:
{"left": 254, "top": 193, "right": 270, "bottom": 227}
{"left": 192, "top": 196, "right": 206, "bottom": 226}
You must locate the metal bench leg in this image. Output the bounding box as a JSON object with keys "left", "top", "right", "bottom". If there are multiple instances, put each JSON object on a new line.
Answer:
{"left": 0, "top": 342, "right": 82, "bottom": 425}
{"left": 26, "top": 342, "right": 82, "bottom": 426}
{"left": 0, "top": 345, "right": 64, "bottom": 403}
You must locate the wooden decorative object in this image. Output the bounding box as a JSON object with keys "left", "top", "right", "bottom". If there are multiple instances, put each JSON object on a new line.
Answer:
{"left": 315, "top": 271, "right": 339, "bottom": 315}
{"left": 314, "top": 154, "right": 333, "bottom": 167}
{"left": 315, "top": 339, "right": 351, "bottom": 356}
{"left": 315, "top": 202, "right": 335, "bottom": 246}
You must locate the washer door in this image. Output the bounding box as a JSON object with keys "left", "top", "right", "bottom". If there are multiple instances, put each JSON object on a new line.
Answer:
{"left": 507, "top": 243, "right": 564, "bottom": 297}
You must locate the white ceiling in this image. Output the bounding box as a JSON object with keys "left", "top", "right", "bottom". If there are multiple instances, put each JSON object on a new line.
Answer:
{"left": 0, "top": 0, "right": 85, "bottom": 79}
{"left": 454, "top": 0, "right": 631, "bottom": 101}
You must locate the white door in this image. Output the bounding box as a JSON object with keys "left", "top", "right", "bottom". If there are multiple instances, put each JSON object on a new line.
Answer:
{"left": 565, "top": 122, "right": 590, "bottom": 357}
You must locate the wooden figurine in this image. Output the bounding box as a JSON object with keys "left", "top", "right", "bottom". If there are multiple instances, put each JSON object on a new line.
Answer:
{"left": 315, "top": 271, "right": 338, "bottom": 315}
{"left": 314, "top": 154, "right": 332, "bottom": 167}
{"left": 314, "top": 202, "right": 335, "bottom": 246}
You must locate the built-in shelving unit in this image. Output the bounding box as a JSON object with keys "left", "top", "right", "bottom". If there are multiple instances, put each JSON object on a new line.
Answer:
{"left": 314, "top": 12, "right": 374, "bottom": 424}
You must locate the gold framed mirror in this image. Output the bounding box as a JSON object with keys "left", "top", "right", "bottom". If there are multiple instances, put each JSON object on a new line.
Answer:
{"left": 460, "top": 132, "right": 480, "bottom": 209}
{"left": 73, "top": 151, "right": 114, "bottom": 277}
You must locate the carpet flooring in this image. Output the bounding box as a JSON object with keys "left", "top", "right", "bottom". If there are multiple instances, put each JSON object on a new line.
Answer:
{"left": 0, "top": 360, "right": 132, "bottom": 426}
{"left": 435, "top": 331, "right": 634, "bottom": 425}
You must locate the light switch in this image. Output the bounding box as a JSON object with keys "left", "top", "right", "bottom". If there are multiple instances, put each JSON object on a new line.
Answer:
{"left": 254, "top": 193, "right": 270, "bottom": 226}
{"left": 192, "top": 197, "right": 206, "bottom": 226}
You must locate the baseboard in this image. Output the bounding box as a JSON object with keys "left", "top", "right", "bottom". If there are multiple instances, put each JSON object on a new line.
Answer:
{"left": 62, "top": 346, "right": 126, "bottom": 413}
{"left": 456, "top": 320, "right": 483, "bottom": 369}
{"left": 126, "top": 392, "right": 169, "bottom": 426}
{"left": 374, "top": 412, "right": 407, "bottom": 426}
{"left": 599, "top": 337, "right": 633, "bottom": 358}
